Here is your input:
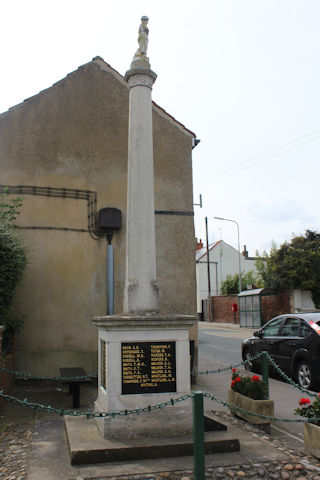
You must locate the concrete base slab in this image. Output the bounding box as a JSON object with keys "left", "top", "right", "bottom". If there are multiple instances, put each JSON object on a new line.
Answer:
{"left": 65, "top": 415, "right": 239, "bottom": 465}
{"left": 28, "top": 414, "right": 293, "bottom": 480}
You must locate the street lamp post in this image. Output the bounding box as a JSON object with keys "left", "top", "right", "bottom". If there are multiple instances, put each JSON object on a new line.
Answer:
{"left": 213, "top": 216, "right": 242, "bottom": 294}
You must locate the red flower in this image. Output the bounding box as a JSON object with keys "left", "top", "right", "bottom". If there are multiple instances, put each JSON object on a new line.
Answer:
{"left": 235, "top": 377, "right": 241, "bottom": 382}
{"left": 299, "top": 398, "right": 311, "bottom": 406}
{"left": 231, "top": 380, "right": 236, "bottom": 387}
{"left": 251, "top": 375, "right": 260, "bottom": 382}
{"left": 232, "top": 368, "right": 237, "bottom": 373}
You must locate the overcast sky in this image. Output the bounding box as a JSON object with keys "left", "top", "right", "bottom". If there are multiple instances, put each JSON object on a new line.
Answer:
{"left": 1, "top": 0, "right": 319, "bottom": 255}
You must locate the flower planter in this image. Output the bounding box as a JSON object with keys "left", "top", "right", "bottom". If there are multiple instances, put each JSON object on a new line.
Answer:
{"left": 303, "top": 422, "right": 320, "bottom": 459}
{"left": 228, "top": 390, "right": 274, "bottom": 431}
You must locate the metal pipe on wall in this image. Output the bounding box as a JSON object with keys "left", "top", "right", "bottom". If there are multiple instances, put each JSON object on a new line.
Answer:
{"left": 107, "top": 242, "right": 114, "bottom": 315}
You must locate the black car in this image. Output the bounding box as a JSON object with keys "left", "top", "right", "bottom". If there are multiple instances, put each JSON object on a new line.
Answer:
{"left": 242, "top": 313, "right": 320, "bottom": 390}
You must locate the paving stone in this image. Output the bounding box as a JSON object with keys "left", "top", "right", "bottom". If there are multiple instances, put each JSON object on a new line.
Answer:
{"left": 257, "top": 469, "right": 266, "bottom": 476}
{"left": 226, "top": 471, "right": 235, "bottom": 478}
{"left": 280, "top": 473, "right": 290, "bottom": 479}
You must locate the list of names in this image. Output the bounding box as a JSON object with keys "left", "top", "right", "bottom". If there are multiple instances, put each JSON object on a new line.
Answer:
{"left": 121, "top": 341, "right": 176, "bottom": 394}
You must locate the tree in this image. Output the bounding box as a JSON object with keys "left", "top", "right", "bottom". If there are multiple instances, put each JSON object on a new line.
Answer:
{"left": 254, "top": 243, "right": 279, "bottom": 290}
{"left": 267, "top": 230, "right": 320, "bottom": 308}
{"left": 0, "top": 190, "right": 27, "bottom": 339}
{"left": 221, "top": 271, "right": 261, "bottom": 295}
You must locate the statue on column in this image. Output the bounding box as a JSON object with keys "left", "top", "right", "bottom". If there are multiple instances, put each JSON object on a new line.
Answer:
{"left": 130, "top": 16, "right": 151, "bottom": 69}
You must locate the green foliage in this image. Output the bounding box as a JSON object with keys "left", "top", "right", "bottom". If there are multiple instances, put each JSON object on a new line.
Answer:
{"left": 254, "top": 246, "right": 279, "bottom": 289}
{"left": 295, "top": 395, "right": 320, "bottom": 426}
{"left": 0, "top": 190, "right": 26, "bottom": 336}
{"left": 221, "top": 271, "right": 262, "bottom": 295}
{"left": 230, "top": 369, "right": 267, "bottom": 400}
{"left": 266, "top": 230, "right": 320, "bottom": 308}
{"left": 0, "top": 189, "right": 23, "bottom": 226}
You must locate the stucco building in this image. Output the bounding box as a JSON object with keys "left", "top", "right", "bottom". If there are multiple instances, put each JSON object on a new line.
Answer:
{"left": 196, "top": 239, "right": 258, "bottom": 315}
{"left": 0, "top": 57, "right": 198, "bottom": 375}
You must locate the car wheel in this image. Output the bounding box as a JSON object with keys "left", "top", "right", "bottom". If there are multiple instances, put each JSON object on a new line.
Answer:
{"left": 296, "top": 360, "right": 316, "bottom": 391}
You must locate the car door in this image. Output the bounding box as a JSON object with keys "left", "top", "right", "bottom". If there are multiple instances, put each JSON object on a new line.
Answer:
{"left": 272, "top": 317, "right": 301, "bottom": 371}
{"left": 254, "top": 317, "right": 284, "bottom": 359}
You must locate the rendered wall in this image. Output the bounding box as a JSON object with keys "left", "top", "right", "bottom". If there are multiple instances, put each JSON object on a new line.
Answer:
{"left": 0, "top": 58, "right": 197, "bottom": 375}
{"left": 196, "top": 241, "right": 258, "bottom": 312}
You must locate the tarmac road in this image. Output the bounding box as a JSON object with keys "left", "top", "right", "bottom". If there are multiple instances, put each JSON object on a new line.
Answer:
{"left": 195, "top": 321, "right": 318, "bottom": 444}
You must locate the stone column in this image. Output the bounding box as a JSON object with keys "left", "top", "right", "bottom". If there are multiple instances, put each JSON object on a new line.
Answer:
{"left": 123, "top": 67, "right": 159, "bottom": 314}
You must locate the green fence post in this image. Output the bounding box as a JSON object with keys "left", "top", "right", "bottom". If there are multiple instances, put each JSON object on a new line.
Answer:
{"left": 193, "top": 391, "right": 205, "bottom": 480}
{"left": 261, "top": 351, "right": 269, "bottom": 399}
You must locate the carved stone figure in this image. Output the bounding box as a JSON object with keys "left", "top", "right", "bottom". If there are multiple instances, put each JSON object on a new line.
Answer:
{"left": 130, "top": 16, "right": 151, "bottom": 69}
{"left": 137, "top": 16, "right": 149, "bottom": 55}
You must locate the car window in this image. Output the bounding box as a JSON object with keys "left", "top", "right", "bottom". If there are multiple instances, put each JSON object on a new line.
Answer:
{"left": 262, "top": 318, "right": 283, "bottom": 337}
{"left": 300, "top": 321, "right": 312, "bottom": 337}
{"left": 280, "top": 318, "right": 300, "bottom": 337}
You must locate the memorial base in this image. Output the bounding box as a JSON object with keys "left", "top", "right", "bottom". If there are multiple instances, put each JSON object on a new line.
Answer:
{"left": 95, "top": 405, "right": 193, "bottom": 440}
{"left": 91, "top": 313, "right": 196, "bottom": 440}
{"left": 64, "top": 413, "right": 240, "bottom": 465}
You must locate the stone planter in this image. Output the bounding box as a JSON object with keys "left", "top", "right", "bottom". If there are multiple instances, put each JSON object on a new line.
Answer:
{"left": 228, "top": 390, "right": 274, "bottom": 432}
{"left": 303, "top": 422, "right": 320, "bottom": 459}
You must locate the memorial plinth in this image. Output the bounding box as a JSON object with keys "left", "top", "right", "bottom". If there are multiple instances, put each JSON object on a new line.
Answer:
{"left": 92, "top": 314, "right": 196, "bottom": 439}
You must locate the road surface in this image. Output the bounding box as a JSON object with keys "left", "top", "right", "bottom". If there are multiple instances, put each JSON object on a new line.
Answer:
{"left": 195, "top": 321, "right": 317, "bottom": 443}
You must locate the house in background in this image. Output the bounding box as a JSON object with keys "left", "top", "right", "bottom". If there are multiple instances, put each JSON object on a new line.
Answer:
{"left": 0, "top": 57, "right": 198, "bottom": 375}
{"left": 196, "top": 239, "right": 258, "bottom": 316}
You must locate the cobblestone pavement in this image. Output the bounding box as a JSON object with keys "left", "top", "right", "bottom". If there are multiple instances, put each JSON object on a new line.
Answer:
{"left": 0, "top": 421, "right": 33, "bottom": 480}
{"left": 2, "top": 409, "right": 320, "bottom": 480}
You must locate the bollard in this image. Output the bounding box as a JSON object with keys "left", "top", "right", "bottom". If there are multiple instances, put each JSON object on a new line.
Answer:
{"left": 193, "top": 391, "right": 205, "bottom": 480}
{"left": 261, "top": 351, "right": 269, "bottom": 399}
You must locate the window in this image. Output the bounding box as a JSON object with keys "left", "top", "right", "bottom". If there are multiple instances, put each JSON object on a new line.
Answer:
{"left": 300, "top": 321, "right": 312, "bottom": 337}
{"left": 262, "top": 318, "right": 283, "bottom": 337}
{"left": 280, "top": 318, "right": 300, "bottom": 337}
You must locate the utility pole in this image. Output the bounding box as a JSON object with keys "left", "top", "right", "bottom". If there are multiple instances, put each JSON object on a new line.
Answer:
{"left": 205, "top": 217, "right": 212, "bottom": 322}
{"left": 214, "top": 216, "right": 242, "bottom": 294}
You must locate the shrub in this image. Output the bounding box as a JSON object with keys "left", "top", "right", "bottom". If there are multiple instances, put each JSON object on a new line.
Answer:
{"left": 230, "top": 368, "right": 267, "bottom": 400}
{"left": 295, "top": 395, "right": 320, "bottom": 426}
{"left": 0, "top": 190, "right": 26, "bottom": 339}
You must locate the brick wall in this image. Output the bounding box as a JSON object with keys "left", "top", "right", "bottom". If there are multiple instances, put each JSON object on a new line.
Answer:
{"left": 212, "top": 295, "right": 239, "bottom": 323}
{"left": 0, "top": 326, "right": 15, "bottom": 407}
{"left": 209, "top": 290, "right": 293, "bottom": 324}
{"left": 261, "top": 290, "right": 292, "bottom": 325}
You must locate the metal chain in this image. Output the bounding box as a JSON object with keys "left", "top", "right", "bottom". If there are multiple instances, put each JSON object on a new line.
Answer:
{"left": 263, "top": 352, "right": 319, "bottom": 398}
{"left": 203, "top": 391, "right": 320, "bottom": 423}
{"left": 191, "top": 351, "right": 265, "bottom": 376}
{"left": 0, "top": 389, "right": 191, "bottom": 418}
{"left": 1, "top": 351, "right": 319, "bottom": 420}
{"left": 0, "top": 350, "right": 262, "bottom": 380}
{"left": 1, "top": 387, "right": 319, "bottom": 423}
{"left": 0, "top": 365, "right": 97, "bottom": 381}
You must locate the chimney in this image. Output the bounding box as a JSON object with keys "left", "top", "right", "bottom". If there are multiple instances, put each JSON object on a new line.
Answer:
{"left": 242, "top": 245, "right": 248, "bottom": 258}
{"left": 196, "top": 238, "right": 203, "bottom": 250}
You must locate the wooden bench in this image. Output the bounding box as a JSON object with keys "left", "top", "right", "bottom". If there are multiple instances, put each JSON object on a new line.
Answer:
{"left": 59, "top": 367, "right": 92, "bottom": 408}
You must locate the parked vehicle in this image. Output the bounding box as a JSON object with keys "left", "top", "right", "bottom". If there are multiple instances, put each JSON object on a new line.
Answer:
{"left": 242, "top": 313, "right": 320, "bottom": 391}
